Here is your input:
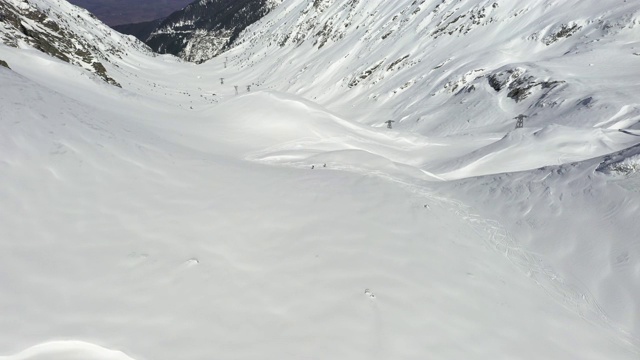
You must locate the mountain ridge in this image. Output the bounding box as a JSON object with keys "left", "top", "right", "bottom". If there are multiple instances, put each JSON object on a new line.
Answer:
{"left": 145, "top": 0, "right": 280, "bottom": 63}
{"left": 0, "top": 0, "right": 158, "bottom": 86}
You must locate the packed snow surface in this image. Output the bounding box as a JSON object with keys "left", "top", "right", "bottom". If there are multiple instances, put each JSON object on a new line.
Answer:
{"left": 2, "top": 0, "right": 640, "bottom": 359}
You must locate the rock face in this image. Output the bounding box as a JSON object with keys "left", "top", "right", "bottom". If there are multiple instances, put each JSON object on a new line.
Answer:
{"left": 65, "top": 0, "right": 193, "bottom": 26}
{"left": 145, "top": 0, "right": 280, "bottom": 63}
{"left": 0, "top": 0, "right": 151, "bottom": 86}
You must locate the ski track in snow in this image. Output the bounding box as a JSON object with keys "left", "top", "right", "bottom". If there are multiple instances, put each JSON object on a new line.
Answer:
{"left": 253, "top": 155, "right": 640, "bottom": 351}
{"left": 428, "top": 196, "right": 639, "bottom": 351}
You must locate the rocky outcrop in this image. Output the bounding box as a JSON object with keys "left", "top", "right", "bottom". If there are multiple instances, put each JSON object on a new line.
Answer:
{"left": 0, "top": 0, "right": 124, "bottom": 86}
{"left": 145, "top": 0, "right": 281, "bottom": 63}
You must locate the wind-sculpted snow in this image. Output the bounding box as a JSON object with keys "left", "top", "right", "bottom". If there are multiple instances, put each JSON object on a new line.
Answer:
{"left": 231, "top": 93, "right": 640, "bottom": 180}
{"left": 2, "top": 0, "right": 640, "bottom": 358}
{"left": 438, "top": 151, "right": 640, "bottom": 344}
{"left": 433, "top": 126, "right": 640, "bottom": 179}
{"left": 2, "top": 60, "right": 640, "bottom": 358}
{"left": 0, "top": 342, "right": 136, "bottom": 360}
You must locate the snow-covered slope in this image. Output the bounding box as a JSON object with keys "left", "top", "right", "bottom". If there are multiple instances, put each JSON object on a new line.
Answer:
{"left": 437, "top": 145, "right": 640, "bottom": 339}
{"left": 2, "top": 60, "right": 639, "bottom": 359}
{"left": 213, "top": 0, "right": 640, "bottom": 136}
{"left": 2, "top": 0, "right": 640, "bottom": 358}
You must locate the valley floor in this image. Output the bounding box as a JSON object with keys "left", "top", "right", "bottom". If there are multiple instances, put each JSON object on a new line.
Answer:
{"left": 1, "top": 40, "right": 640, "bottom": 359}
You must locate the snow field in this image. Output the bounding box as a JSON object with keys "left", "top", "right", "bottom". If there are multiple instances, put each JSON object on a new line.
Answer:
{"left": 2, "top": 0, "right": 640, "bottom": 357}
{"left": 1, "top": 62, "right": 639, "bottom": 358}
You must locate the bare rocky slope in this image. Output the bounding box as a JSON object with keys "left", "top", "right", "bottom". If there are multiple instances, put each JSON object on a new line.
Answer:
{"left": 145, "top": 0, "right": 279, "bottom": 63}
{"left": 0, "top": 0, "right": 155, "bottom": 86}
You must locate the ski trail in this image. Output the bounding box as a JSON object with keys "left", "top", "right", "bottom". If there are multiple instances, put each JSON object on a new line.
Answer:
{"left": 406, "top": 183, "right": 639, "bottom": 353}
{"left": 250, "top": 157, "right": 640, "bottom": 353}
{"left": 426, "top": 195, "right": 637, "bottom": 348}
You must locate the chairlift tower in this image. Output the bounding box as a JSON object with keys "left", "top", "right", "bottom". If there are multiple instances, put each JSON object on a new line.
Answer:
{"left": 514, "top": 114, "right": 527, "bottom": 129}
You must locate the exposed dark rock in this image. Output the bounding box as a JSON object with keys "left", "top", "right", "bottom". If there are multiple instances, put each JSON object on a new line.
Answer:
{"left": 387, "top": 54, "right": 410, "bottom": 71}
{"left": 146, "top": 0, "right": 277, "bottom": 63}
{"left": 0, "top": 0, "right": 121, "bottom": 86}
{"left": 349, "top": 61, "right": 384, "bottom": 88}
{"left": 543, "top": 23, "right": 582, "bottom": 45}
{"left": 487, "top": 68, "right": 524, "bottom": 92}
{"left": 0, "top": 59, "right": 9, "bottom": 69}
{"left": 488, "top": 73, "right": 504, "bottom": 92}
{"left": 577, "top": 96, "right": 595, "bottom": 108}
{"left": 488, "top": 68, "right": 565, "bottom": 103}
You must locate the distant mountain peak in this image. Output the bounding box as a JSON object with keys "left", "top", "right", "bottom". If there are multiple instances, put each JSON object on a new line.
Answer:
{"left": 0, "top": 0, "right": 156, "bottom": 87}
{"left": 145, "top": 0, "right": 282, "bottom": 63}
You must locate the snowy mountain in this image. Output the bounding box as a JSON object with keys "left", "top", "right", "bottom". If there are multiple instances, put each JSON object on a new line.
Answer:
{"left": 2, "top": 0, "right": 640, "bottom": 359}
{"left": 145, "top": 0, "right": 279, "bottom": 63}
{"left": 0, "top": 0, "right": 156, "bottom": 86}
{"left": 215, "top": 0, "right": 640, "bottom": 136}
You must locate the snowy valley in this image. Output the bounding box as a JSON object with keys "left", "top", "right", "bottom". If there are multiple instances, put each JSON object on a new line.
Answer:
{"left": 1, "top": 0, "right": 640, "bottom": 359}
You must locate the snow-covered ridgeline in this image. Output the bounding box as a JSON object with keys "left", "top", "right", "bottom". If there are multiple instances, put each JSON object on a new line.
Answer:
{"left": 220, "top": 0, "right": 640, "bottom": 137}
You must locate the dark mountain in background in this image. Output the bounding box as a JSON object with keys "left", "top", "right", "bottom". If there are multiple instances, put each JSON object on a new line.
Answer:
{"left": 112, "top": 19, "right": 163, "bottom": 43}
{"left": 144, "top": 0, "right": 279, "bottom": 63}
{"left": 66, "top": 0, "right": 193, "bottom": 26}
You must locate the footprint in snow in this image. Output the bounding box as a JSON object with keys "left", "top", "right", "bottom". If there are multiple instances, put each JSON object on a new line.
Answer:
{"left": 184, "top": 258, "right": 200, "bottom": 267}
{"left": 364, "top": 289, "right": 376, "bottom": 299}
